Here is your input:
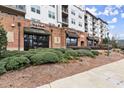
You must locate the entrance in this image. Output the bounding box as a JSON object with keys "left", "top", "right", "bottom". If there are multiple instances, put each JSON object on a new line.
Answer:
{"left": 81, "top": 41, "right": 84, "bottom": 47}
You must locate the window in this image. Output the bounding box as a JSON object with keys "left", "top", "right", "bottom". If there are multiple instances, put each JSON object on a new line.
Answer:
{"left": 78, "top": 15, "right": 82, "bottom": 19}
{"left": 37, "top": 9, "right": 40, "bottom": 14}
{"left": 31, "top": 18, "right": 40, "bottom": 22}
{"left": 79, "top": 22, "right": 82, "bottom": 27}
{"left": 71, "top": 10, "right": 75, "bottom": 15}
{"left": 16, "top": 5, "right": 25, "bottom": 10}
{"left": 66, "top": 37, "right": 78, "bottom": 47}
{"left": 49, "top": 5, "right": 55, "bottom": 8}
{"left": 48, "top": 11, "right": 55, "bottom": 19}
{"left": 31, "top": 5, "right": 40, "bottom": 14}
{"left": 71, "top": 18, "right": 76, "bottom": 25}
{"left": 31, "top": 7, "right": 35, "bottom": 12}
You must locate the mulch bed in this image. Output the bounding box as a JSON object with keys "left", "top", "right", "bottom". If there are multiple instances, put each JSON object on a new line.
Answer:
{"left": 0, "top": 52, "right": 123, "bottom": 88}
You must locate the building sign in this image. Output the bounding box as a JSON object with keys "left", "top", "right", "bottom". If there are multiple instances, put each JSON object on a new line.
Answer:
{"left": 54, "top": 37, "right": 60, "bottom": 44}
{"left": 7, "top": 32, "right": 14, "bottom": 42}
{"left": 30, "top": 21, "right": 45, "bottom": 29}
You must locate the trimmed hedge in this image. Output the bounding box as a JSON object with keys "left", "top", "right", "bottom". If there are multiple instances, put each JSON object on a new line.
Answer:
{"left": 0, "top": 48, "right": 99, "bottom": 76}
{"left": 0, "top": 51, "right": 28, "bottom": 60}
{"left": 30, "top": 52, "right": 60, "bottom": 65}
{"left": 75, "top": 49, "right": 95, "bottom": 58}
{"left": 91, "top": 50, "right": 99, "bottom": 56}
{"left": 0, "top": 58, "right": 8, "bottom": 74}
{"left": 64, "top": 50, "right": 79, "bottom": 60}
{"left": 0, "top": 56, "right": 30, "bottom": 71}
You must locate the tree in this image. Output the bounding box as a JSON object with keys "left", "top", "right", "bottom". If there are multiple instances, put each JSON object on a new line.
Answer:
{"left": 102, "top": 37, "right": 109, "bottom": 44}
{"left": 111, "top": 36, "right": 118, "bottom": 48}
{"left": 0, "top": 26, "right": 7, "bottom": 56}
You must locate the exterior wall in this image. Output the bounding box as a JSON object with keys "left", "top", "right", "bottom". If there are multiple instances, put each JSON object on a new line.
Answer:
{"left": 68, "top": 5, "right": 85, "bottom": 31}
{"left": 4, "top": 5, "right": 26, "bottom": 13}
{"left": 40, "top": 25, "right": 62, "bottom": 48}
{"left": 97, "top": 18, "right": 108, "bottom": 44}
{"left": 77, "top": 31, "right": 88, "bottom": 47}
{"left": 25, "top": 5, "right": 85, "bottom": 31}
{"left": 25, "top": 5, "right": 59, "bottom": 27}
{"left": 27, "top": 21, "right": 66, "bottom": 49}
{"left": 0, "top": 12, "right": 26, "bottom": 51}
{"left": 86, "top": 13, "right": 93, "bottom": 35}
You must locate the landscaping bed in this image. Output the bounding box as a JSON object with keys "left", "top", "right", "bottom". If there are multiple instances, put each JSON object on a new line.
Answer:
{"left": 0, "top": 51, "right": 123, "bottom": 88}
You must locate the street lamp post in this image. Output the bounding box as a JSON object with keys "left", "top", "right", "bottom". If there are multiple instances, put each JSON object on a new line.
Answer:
{"left": 18, "top": 22, "right": 21, "bottom": 51}
{"left": 107, "top": 32, "right": 110, "bottom": 56}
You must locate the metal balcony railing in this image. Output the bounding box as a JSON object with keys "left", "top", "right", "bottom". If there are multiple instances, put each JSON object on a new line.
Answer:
{"left": 62, "top": 8, "right": 68, "bottom": 14}
{"left": 62, "top": 18, "right": 68, "bottom": 24}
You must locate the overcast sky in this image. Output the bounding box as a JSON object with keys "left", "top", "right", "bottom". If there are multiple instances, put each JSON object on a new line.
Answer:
{"left": 85, "top": 5, "right": 124, "bottom": 40}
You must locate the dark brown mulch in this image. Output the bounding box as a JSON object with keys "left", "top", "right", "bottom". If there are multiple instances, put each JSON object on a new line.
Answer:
{"left": 0, "top": 52, "right": 123, "bottom": 88}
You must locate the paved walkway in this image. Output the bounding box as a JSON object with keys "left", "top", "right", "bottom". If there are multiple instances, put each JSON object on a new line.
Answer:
{"left": 38, "top": 59, "right": 124, "bottom": 88}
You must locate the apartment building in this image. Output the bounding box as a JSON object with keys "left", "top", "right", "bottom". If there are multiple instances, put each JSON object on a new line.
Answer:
{"left": 84, "top": 10, "right": 99, "bottom": 47}
{"left": 97, "top": 18, "right": 108, "bottom": 44}
{"left": 24, "top": 5, "right": 88, "bottom": 50}
{"left": 84, "top": 10, "right": 108, "bottom": 47}
{"left": 25, "top": 5, "right": 85, "bottom": 31}
{"left": 0, "top": 5, "right": 108, "bottom": 51}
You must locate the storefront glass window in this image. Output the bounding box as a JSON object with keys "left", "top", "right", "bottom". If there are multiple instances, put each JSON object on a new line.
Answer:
{"left": 66, "top": 37, "right": 78, "bottom": 47}
{"left": 24, "top": 34, "right": 49, "bottom": 50}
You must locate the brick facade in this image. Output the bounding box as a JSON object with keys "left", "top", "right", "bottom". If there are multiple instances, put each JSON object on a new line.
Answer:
{"left": 0, "top": 11, "right": 27, "bottom": 51}
{"left": 28, "top": 22, "right": 88, "bottom": 49}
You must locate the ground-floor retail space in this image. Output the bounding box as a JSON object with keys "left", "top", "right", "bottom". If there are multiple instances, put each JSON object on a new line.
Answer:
{"left": 5, "top": 20, "right": 88, "bottom": 51}
{"left": 24, "top": 27, "right": 50, "bottom": 50}
{"left": 87, "top": 36, "right": 99, "bottom": 47}
{"left": 66, "top": 30, "right": 78, "bottom": 47}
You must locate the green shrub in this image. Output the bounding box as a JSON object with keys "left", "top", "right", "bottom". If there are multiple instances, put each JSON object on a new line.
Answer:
{"left": 5, "top": 56, "right": 30, "bottom": 71}
{"left": 0, "top": 63, "right": 6, "bottom": 75}
{"left": 30, "top": 52, "right": 59, "bottom": 65}
{"left": 23, "top": 50, "right": 37, "bottom": 60}
{"left": 54, "top": 48, "right": 67, "bottom": 53}
{"left": 91, "top": 50, "right": 99, "bottom": 56}
{"left": 0, "top": 58, "right": 8, "bottom": 74}
{"left": 0, "top": 51, "right": 29, "bottom": 60}
{"left": 76, "top": 49, "right": 95, "bottom": 58}
{"left": 64, "top": 50, "right": 79, "bottom": 60}
{"left": 52, "top": 50, "right": 64, "bottom": 61}
{"left": 0, "top": 26, "right": 7, "bottom": 57}
{"left": 32, "top": 48, "right": 64, "bottom": 62}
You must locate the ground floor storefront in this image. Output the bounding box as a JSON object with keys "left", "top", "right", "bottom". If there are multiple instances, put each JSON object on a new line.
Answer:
{"left": 87, "top": 36, "right": 99, "bottom": 47}
{"left": 2, "top": 18, "right": 88, "bottom": 50}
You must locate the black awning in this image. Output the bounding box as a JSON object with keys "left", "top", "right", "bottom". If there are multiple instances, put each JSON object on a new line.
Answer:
{"left": 87, "top": 36, "right": 94, "bottom": 40}
{"left": 87, "top": 36, "right": 99, "bottom": 41}
{"left": 66, "top": 31, "right": 78, "bottom": 38}
{"left": 24, "top": 27, "right": 51, "bottom": 35}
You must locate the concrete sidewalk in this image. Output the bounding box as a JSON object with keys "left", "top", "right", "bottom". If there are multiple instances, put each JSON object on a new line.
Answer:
{"left": 38, "top": 59, "right": 124, "bottom": 88}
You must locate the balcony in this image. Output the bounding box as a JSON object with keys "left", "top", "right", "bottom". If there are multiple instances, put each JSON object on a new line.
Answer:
{"left": 62, "top": 5, "right": 68, "bottom": 16}
{"left": 62, "top": 18, "right": 68, "bottom": 25}
{"left": 4, "top": 5, "right": 26, "bottom": 13}
{"left": 62, "top": 8, "right": 68, "bottom": 14}
{"left": 85, "top": 21, "right": 88, "bottom": 25}
{"left": 85, "top": 29, "right": 88, "bottom": 32}
{"left": 0, "top": 5, "right": 25, "bottom": 16}
{"left": 85, "top": 27, "right": 88, "bottom": 32}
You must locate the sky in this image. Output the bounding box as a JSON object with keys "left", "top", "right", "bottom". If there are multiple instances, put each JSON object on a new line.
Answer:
{"left": 85, "top": 5, "right": 124, "bottom": 40}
